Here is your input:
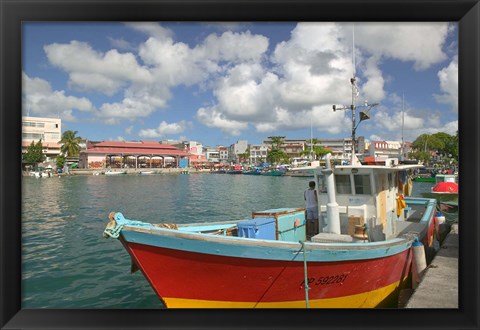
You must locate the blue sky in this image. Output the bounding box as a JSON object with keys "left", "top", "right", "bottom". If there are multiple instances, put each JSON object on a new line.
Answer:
{"left": 22, "top": 22, "right": 458, "bottom": 147}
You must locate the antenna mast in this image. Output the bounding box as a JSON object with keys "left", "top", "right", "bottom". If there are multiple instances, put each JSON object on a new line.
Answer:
{"left": 401, "top": 93, "right": 405, "bottom": 159}
{"left": 332, "top": 24, "right": 378, "bottom": 165}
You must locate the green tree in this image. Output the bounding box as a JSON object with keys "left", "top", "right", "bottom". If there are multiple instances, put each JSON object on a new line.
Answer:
{"left": 267, "top": 149, "right": 288, "bottom": 164}
{"left": 22, "top": 140, "right": 45, "bottom": 163}
{"left": 410, "top": 132, "right": 458, "bottom": 165}
{"left": 267, "top": 136, "right": 287, "bottom": 164}
{"left": 60, "top": 130, "right": 82, "bottom": 157}
{"left": 313, "top": 146, "right": 330, "bottom": 159}
{"left": 269, "top": 136, "right": 285, "bottom": 150}
{"left": 56, "top": 154, "right": 65, "bottom": 169}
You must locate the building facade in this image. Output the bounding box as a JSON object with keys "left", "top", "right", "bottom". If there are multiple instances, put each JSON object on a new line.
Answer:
{"left": 79, "top": 140, "right": 191, "bottom": 169}
{"left": 248, "top": 144, "right": 268, "bottom": 164}
{"left": 22, "top": 116, "right": 62, "bottom": 162}
{"left": 368, "top": 140, "right": 411, "bottom": 160}
{"left": 263, "top": 137, "right": 306, "bottom": 159}
{"left": 227, "top": 140, "right": 248, "bottom": 163}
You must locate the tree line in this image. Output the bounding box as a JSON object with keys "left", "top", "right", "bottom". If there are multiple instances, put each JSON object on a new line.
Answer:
{"left": 409, "top": 131, "right": 458, "bottom": 166}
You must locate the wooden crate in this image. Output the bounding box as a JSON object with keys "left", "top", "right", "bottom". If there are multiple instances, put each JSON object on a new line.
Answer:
{"left": 347, "top": 215, "right": 364, "bottom": 236}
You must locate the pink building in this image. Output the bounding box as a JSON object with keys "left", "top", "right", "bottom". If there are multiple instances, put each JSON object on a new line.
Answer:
{"left": 79, "top": 140, "right": 191, "bottom": 169}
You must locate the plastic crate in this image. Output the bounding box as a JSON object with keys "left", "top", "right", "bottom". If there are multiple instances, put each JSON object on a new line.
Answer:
{"left": 237, "top": 217, "right": 276, "bottom": 240}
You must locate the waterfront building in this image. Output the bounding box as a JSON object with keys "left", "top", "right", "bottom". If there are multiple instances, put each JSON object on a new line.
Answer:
{"left": 204, "top": 146, "right": 221, "bottom": 163}
{"left": 218, "top": 146, "right": 229, "bottom": 163}
{"left": 22, "top": 116, "right": 62, "bottom": 162}
{"left": 368, "top": 140, "right": 405, "bottom": 159}
{"left": 79, "top": 140, "right": 191, "bottom": 169}
{"left": 263, "top": 137, "right": 306, "bottom": 159}
{"left": 227, "top": 140, "right": 248, "bottom": 164}
{"left": 248, "top": 144, "right": 268, "bottom": 164}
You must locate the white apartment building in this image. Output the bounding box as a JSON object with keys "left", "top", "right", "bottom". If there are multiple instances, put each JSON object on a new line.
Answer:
{"left": 227, "top": 140, "right": 248, "bottom": 163}
{"left": 204, "top": 146, "right": 221, "bottom": 163}
{"left": 218, "top": 146, "right": 228, "bottom": 163}
{"left": 22, "top": 116, "right": 62, "bottom": 162}
{"left": 249, "top": 144, "right": 268, "bottom": 164}
{"left": 368, "top": 140, "right": 404, "bottom": 159}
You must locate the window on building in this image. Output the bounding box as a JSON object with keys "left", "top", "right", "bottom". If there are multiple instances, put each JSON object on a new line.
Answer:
{"left": 353, "top": 174, "right": 372, "bottom": 195}
{"left": 335, "top": 175, "right": 351, "bottom": 194}
{"left": 22, "top": 133, "right": 44, "bottom": 140}
{"left": 317, "top": 174, "right": 328, "bottom": 193}
{"left": 23, "top": 122, "right": 45, "bottom": 128}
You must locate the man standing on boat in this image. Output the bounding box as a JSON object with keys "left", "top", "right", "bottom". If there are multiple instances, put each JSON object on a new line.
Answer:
{"left": 304, "top": 181, "right": 319, "bottom": 240}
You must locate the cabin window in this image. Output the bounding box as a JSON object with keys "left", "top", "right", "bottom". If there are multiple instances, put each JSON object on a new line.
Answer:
{"left": 335, "top": 175, "right": 351, "bottom": 194}
{"left": 388, "top": 173, "right": 394, "bottom": 191}
{"left": 316, "top": 174, "right": 327, "bottom": 193}
{"left": 354, "top": 174, "right": 372, "bottom": 195}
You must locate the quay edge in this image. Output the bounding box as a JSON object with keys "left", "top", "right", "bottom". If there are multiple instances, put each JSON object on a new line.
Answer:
{"left": 404, "top": 223, "right": 458, "bottom": 308}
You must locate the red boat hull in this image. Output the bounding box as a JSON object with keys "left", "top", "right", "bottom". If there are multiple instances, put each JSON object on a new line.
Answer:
{"left": 121, "top": 238, "right": 412, "bottom": 308}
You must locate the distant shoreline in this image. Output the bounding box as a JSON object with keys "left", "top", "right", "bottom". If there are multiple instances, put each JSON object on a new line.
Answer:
{"left": 68, "top": 168, "right": 211, "bottom": 175}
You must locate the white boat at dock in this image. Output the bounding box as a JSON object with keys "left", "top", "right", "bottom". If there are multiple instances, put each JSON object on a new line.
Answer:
{"left": 138, "top": 170, "right": 156, "bottom": 175}
{"left": 285, "top": 160, "right": 320, "bottom": 177}
{"left": 104, "top": 169, "right": 127, "bottom": 176}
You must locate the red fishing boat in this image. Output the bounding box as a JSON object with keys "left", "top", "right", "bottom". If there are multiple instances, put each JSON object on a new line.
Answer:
{"left": 103, "top": 72, "right": 440, "bottom": 308}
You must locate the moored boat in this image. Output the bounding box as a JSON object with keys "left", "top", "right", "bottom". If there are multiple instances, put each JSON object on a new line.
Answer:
{"left": 103, "top": 70, "right": 440, "bottom": 309}
{"left": 139, "top": 170, "right": 156, "bottom": 175}
{"left": 421, "top": 174, "right": 459, "bottom": 206}
{"left": 227, "top": 165, "right": 243, "bottom": 174}
{"left": 242, "top": 168, "right": 262, "bottom": 175}
{"left": 261, "top": 169, "right": 285, "bottom": 176}
{"left": 284, "top": 161, "right": 320, "bottom": 177}
{"left": 413, "top": 167, "right": 436, "bottom": 182}
{"left": 103, "top": 154, "right": 438, "bottom": 308}
{"left": 104, "top": 169, "right": 127, "bottom": 175}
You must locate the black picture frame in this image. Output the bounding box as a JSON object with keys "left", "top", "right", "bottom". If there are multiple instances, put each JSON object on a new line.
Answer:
{"left": 1, "top": 0, "right": 478, "bottom": 329}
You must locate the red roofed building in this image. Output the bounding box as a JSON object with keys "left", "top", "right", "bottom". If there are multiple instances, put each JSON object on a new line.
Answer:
{"left": 79, "top": 140, "right": 191, "bottom": 169}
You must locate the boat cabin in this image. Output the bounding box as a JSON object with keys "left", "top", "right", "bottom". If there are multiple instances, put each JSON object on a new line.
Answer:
{"left": 435, "top": 174, "right": 458, "bottom": 184}
{"left": 314, "top": 157, "right": 422, "bottom": 242}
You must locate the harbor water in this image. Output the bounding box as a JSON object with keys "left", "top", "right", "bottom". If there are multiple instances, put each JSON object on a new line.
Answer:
{"left": 21, "top": 174, "right": 453, "bottom": 308}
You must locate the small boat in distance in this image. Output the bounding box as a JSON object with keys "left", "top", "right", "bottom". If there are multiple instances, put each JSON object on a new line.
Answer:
{"left": 284, "top": 161, "right": 320, "bottom": 177}
{"left": 139, "top": 170, "right": 156, "bottom": 175}
{"left": 227, "top": 165, "right": 243, "bottom": 174}
{"left": 413, "top": 167, "right": 436, "bottom": 182}
{"left": 104, "top": 169, "right": 127, "bottom": 175}
{"left": 422, "top": 175, "right": 459, "bottom": 214}
{"left": 260, "top": 167, "right": 286, "bottom": 176}
{"left": 242, "top": 167, "right": 262, "bottom": 175}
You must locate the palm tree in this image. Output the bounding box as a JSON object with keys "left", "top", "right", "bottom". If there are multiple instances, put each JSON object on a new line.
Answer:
{"left": 60, "top": 130, "right": 82, "bottom": 157}
{"left": 268, "top": 136, "right": 285, "bottom": 150}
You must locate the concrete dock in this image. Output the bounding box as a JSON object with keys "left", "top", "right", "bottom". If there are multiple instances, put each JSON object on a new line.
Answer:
{"left": 405, "top": 223, "right": 458, "bottom": 308}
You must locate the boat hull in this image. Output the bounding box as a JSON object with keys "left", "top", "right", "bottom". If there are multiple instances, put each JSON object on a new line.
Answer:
{"left": 413, "top": 177, "right": 435, "bottom": 182}
{"left": 117, "top": 227, "right": 413, "bottom": 308}
{"left": 261, "top": 170, "right": 285, "bottom": 176}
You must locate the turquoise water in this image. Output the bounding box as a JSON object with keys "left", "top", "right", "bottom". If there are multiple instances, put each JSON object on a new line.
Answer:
{"left": 22, "top": 173, "right": 312, "bottom": 308}
{"left": 21, "top": 174, "right": 448, "bottom": 308}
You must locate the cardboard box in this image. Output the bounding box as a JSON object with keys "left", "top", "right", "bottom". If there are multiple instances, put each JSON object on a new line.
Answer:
{"left": 348, "top": 216, "right": 364, "bottom": 235}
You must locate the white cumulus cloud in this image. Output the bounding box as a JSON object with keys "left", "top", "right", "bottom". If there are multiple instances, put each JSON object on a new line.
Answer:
{"left": 138, "top": 120, "right": 192, "bottom": 138}
{"left": 434, "top": 56, "right": 458, "bottom": 112}
{"left": 22, "top": 72, "right": 95, "bottom": 121}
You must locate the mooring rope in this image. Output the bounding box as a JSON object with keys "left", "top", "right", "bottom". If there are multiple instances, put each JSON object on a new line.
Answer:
{"left": 252, "top": 242, "right": 310, "bottom": 308}
{"left": 300, "top": 240, "right": 310, "bottom": 308}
